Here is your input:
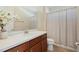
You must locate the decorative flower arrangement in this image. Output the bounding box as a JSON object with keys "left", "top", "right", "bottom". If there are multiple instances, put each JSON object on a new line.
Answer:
{"left": 0, "top": 10, "right": 11, "bottom": 32}
{"left": 0, "top": 10, "right": 12, "bottom": 39}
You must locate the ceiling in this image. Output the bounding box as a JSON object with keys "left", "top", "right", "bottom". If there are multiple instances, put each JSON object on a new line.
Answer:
{"left": 0, "top": 6, "right": 76, "bottom": 17}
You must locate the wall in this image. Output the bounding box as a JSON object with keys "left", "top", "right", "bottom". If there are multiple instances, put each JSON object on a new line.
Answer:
{"left": 29, "top": 16, "right": 37, "bottom": 29}
{"left": 13, "top": 7, "right": 31, "bottom": 31}
{"left": 76, "top": 7, "right": 79, "bottom": 43}
{"left": 36, "top": 7, "right": 47, "bottom": 31}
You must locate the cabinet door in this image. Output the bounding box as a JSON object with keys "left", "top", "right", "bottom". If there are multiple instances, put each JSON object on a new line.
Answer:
{"left": 17, "top": 42, "right": 29, "bottom": 52}
{"left": 29, "top": 37, "right": 42, "bottom": 48}
{"left": 41, "top": 38, "right": 47, "bottom": 52}
{"left": 30, "top": 42, "right": 42, "bottom": 52}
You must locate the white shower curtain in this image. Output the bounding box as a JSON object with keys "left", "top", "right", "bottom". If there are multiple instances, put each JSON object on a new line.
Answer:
{"left": 47, "top": 7, "right": 77, "bottom": 49}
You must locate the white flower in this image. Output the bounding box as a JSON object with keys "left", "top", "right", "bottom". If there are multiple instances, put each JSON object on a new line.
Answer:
{"left": 0, "top": 10, "right": 12, "bottom": 32}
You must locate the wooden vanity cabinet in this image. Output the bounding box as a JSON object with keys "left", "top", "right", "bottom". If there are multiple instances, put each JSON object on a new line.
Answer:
{"left": 29, "top": 34, "right": 47, "bottom": 52}
{"left": 41, "top": 34, "right": 47, "bottom": 52}
{"left": 42, "top": 38, "right": 47, "bottom": 52}
{"left": 17, "top": 42, "right": 29, "bottom": 52}
{"left": 5, "top": 34, "right": 47, "bottom": 52}
{"left": 29, "top": 36, "right": 42, "bottom": 48}
{"left": 5, "top": 42, "right": 29, "bottom": 52}
{"left": 30, "top": 42, "right": 42, "bottom": 52}
{"left": 5, "top": 46, "right": 18, "bottom": 52}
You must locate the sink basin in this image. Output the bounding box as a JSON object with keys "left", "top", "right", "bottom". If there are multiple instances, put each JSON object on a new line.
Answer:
{"left": 8, "top": 31, "right": 26, "bottom": 36}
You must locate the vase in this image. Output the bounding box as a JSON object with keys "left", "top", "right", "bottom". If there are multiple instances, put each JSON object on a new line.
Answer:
{"left": 0, "top": 31, "right": 8, "bottom": 39}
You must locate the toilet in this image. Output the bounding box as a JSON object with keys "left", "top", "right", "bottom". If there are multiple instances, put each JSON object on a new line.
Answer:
{"left": 47, "top": 38, "right": 54, "bottom": 52}
{"left": 76, "top": 42, "right": 79, "bottom": 52}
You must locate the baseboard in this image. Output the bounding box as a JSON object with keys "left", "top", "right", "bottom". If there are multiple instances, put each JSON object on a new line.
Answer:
{"left": 53, "top": 43, "right": 76, "bottom": 51}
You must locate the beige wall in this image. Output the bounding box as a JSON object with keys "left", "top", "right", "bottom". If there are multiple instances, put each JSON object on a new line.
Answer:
{"left": 36, "top": 7, "right": 47, "bottom": 31}
{"left": 28, "top": 16, "right": 37, "bottom": 29}
{"left": 76, "top": 7, "right": 79, "bottom": 42}
{"left": 13, "top": 7, "right": 30, "bottom": 30}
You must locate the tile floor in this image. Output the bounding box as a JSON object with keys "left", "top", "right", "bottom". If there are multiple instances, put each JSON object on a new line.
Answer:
{"left": 48, "top": 45, "right": 75, "bottom": 52}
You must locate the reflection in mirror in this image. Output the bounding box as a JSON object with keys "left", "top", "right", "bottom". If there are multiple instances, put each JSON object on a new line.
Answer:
{"left": 0, "top": 6, "right": 39, "bottom": 32}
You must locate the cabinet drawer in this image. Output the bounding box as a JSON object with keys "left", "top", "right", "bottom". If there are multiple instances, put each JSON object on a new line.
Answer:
{"left": 17, "top": 42, "right": 29, "bottom": 52}
{"left": 30, "top": 42, "right": 42, "bottom": 52}
{"left": 29, "top": 37, "right": 42, "bottom": 48}
{"left": 29, "top": 34, "right": 47, "bottom": 48}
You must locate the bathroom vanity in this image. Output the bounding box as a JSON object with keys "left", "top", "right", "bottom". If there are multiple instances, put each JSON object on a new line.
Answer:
{"left": 0, "top": 31, "right": 47, "bottom": 52}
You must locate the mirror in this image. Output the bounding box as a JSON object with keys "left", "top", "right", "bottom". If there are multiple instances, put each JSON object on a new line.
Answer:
{"left": 0, "top": 6, "right": 38, "bottom": 32}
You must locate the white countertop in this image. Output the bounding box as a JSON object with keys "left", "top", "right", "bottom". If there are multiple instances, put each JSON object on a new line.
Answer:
{"left": 0, "top": 30, "right": 46, "bottom": 52}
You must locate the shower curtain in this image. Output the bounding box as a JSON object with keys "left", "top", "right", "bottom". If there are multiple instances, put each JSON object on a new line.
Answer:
{"left": 47, "top": 7, "right": 77, "bottom": 50}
